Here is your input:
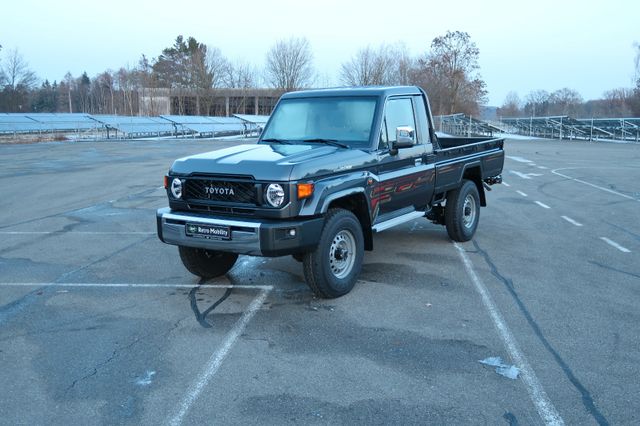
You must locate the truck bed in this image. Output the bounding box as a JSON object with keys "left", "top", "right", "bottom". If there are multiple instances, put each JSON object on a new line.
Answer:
{"left": 432, "top": 136, "right": 505, "bottom": 195}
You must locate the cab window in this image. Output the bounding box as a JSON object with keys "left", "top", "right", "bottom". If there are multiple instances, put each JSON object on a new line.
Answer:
{"left": 378, "top": 98, "right": 416, "bottom": 150}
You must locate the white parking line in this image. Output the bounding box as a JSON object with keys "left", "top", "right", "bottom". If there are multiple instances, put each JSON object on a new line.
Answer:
{"left": 537, "top": 166, "right": 548, "bottom": 170}
{"left": 510, "top": 170, "right": 543, "bottom": 180}
{"left": 600, "top": 237, "right": 631, "bottom": 253}
{"left": 552, "top": 168, "right": 639, "bottom": 202}
{"left": 0, "top": 282, "right": 274, "bottom": 290}
{"left": 168, "top": 288, "right": 270, "bottom": 426}
{"left": 561, "top": 216, "right": 583, "bottom": 227}
{"left": 454, "top": 243, "right": 564, "bottom": 425}
{"left": 507, "top": 156, "right": 535, "bottom": 164}
{"left": 502, "top": 182, "right": 511, "bottom": 187}
{"left": 517, "top": 190, "right": 528, "bottom": 197}
{"left": 0, "top": 231, "right": 154, "bottom": 235}
{"left": 535, "top": 201, "right": 551, "bottom": 209}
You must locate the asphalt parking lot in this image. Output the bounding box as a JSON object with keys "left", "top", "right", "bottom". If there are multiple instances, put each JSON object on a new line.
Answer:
{"left": 0, "top": 136, "right": 638, "bottom": 425}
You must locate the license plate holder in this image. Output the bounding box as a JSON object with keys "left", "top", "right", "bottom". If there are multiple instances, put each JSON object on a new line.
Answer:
{"left": 185, "top": 223, "right": 231, "bottom": 240}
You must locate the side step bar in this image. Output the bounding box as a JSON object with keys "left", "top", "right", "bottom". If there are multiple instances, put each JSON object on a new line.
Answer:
{"left": 372, "top": 210, "right": 425, "bottom": 233}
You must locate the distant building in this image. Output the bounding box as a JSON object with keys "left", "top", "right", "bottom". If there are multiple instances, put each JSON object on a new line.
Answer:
{"left": 138, "top": 88, "right": 284, "bottom": 117}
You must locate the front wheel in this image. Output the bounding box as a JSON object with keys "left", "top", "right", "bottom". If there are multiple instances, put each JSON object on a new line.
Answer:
{"left": 303, "top": 209, "right": 364, "bottom": 298}
{"left": 178, "top": 246, "right": 238, "bottom": 278}
{"left": 445, "top": 180, "right": 480, "bottom": 242}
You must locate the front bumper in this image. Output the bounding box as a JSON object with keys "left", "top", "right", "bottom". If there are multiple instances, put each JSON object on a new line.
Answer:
{"left": 156, "top": 207, "right": 324, "bottom": 257}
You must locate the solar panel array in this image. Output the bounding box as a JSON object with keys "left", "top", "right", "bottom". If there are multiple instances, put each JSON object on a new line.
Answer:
{"left": 0, "top": 113, "right": 98, "bottom": 134}
{"left": 500, "top": 116, "right": 640, "bottom": 141}
{"left": 434, "top": 113, "right": 502, "bottom": 136}
{"left": 233, "top": 114, "right": 270, "bottom": 126}
{"left": 92, "top": 115, "right": 176, "bottom": 136}
{"left": 160, "top": 115, "right": 248, "bottom": 136}
{"left": 575, "top": 118, "right": 640, "bottom": 140}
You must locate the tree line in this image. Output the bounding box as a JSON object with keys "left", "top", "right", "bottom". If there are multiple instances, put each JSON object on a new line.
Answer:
{"left": 498, "top": 86, "right": 640, "bottom": 118}
{"left": 1, "top": 34, "right": 639, "bottom": 118}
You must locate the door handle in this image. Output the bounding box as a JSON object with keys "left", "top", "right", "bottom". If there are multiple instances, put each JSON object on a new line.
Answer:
{"left": 415, "top": 158, "right": 423, "bottom": 166}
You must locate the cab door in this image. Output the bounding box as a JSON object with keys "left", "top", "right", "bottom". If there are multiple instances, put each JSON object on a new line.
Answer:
{"left": 372, "top": 96, "right": 434, "bottom": 221}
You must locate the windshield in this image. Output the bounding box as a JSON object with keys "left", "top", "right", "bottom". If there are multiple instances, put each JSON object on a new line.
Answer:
{"left": 261, "top": 96, "right": 377, "bottom": 148}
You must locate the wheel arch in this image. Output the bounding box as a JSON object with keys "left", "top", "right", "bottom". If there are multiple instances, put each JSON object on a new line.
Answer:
{"left": 461, "top": 164, "right": 486, "bottom": 207}
{"left": 327, "top": 193, "right": 373, "bottom": 251}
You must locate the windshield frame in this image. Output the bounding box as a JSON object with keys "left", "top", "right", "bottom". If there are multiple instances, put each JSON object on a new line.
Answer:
{"left": 259, "top": 96, "right": 381, "bottom": 150}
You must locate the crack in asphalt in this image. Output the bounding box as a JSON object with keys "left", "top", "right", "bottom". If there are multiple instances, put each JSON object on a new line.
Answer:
{"left": 66, "top": 335, "right": 144, "bottom": 392}
{"left": 603, "top": 221, "right": 640, "bottom": 243}
{"left": 588, "top": 261, "right": 640, "bottom": 280}
{"left": 0, "top": 236, "right": 153, "bottom": 327}
{"left": 0, "top": 186, "right": 162, "bottom": 231}
{"left": 472, "top": 240, "right": 610, "bottom": 426}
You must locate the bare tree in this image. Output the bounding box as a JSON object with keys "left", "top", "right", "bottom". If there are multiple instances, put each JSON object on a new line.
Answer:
{"left": 341, "top": 43, "right": 414, "bottom": 87}
{"left": 116, "top": 67, "right": 137, "bottom": 116}
{"left": 264, "top": 37, "right": 315, "bottom": 91}
{"left": 497, "top": 91, "right": 522, "bottom": 117}
{"left": 429, "top": 31, "right": 486, "bottom": 114}
{"left": 601, "top": 88, "right": 633, "bottom": 117}
{"left": 634, "top": 42, "right": 640, "bottom": 82}
{"left": 224, "top": 61, "right": 258, "bottom": 89}
{"left": 93, "top": 71, "right": 116, "bottom": 114}
{"left": 548, "top": 88, "right": 583, "bottom": 116}
{"left": 204, "top": 47, "right": 229, "bottom": 89}
{"left": 0, "top": 44, "right": 5, "bottom": 86}
{"left": 524, "top": 90, "right": 550, "bottom": 116}
{"left": 393, "top": 43, "right": 414, "bottom": 85}
{"left": 0, "top": 48, "right": 38, "bottom": 111}
{"left": 1, "top": 48, "right": 37, "bottom": 90}
{"left": 411, "top": 31, "right": 487, "bottom": 115}
{"left": 631, "top": 42, "right": 640, "bottom": 116}
{"left": 340, "top": 45, "right": 395, "bottom": 86}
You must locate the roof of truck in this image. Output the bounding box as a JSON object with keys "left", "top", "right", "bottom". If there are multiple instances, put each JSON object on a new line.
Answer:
{"left": 281, "top": 86, "right": 423, "bottom": 99}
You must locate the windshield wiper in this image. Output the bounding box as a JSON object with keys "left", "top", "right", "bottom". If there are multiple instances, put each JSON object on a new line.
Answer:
{"left": 302, "top": 138, "right": 350, "bottom": 149}
{"left": 261, "top": 138, "right": 293, "bottom": 144}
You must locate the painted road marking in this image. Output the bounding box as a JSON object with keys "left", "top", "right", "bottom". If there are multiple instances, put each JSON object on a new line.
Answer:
{"left": 0, "top": 282, "right": 274, "bottom": 290}
{"left": 454, "top": 243, "right": 564, "bottom": 425}
{"left": 552, "top": 168, "right": 639, "bottom": 202}
{"left": 507, "top": 156, "right": 535, "bottom": 164}
{"left": 502, "top": 182, "right": 511, "bottom": 187}
{"left": 168, "top": 288, "right": 270, "bottom": 426}
{"left": 538, "top": 166, "right": 549, "bottom": 170}
{"left": 0, "top": 231, "right": 155, "bottom": 235}
{"left": 561, "top": 216, "right": 583, "bottom": 227}
{"left": 517, "top": 190, "right": 528, "bottom": 197}
{"left": 600, "top": 237, "right": 631, "bottom": 253}
{"left": 510, "top": 170, "right": 543, "bottom": 180}
{"left": 535, "top": 201, "right": 551, "bottom": 209}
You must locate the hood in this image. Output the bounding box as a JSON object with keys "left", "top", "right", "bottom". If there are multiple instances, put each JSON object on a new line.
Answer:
{"left": 170, "top": 143, "right": 375, "bottom": 181}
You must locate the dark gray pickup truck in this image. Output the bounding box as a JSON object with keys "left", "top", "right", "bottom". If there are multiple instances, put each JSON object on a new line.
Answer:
{"left": 157, "top": 86, "right": 504, "bottom": 297}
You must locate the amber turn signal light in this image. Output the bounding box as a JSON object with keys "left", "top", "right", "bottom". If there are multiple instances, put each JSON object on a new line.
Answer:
{"left": 163, "top": 175, "right": 169, "bottom": 189}
{"left": 297, "top": 183, "right": 314, "bottom": 200}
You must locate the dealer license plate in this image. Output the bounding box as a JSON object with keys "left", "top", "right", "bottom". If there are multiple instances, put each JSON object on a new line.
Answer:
{"left": 185, "top": 223, "right": 231, "bottom": 240}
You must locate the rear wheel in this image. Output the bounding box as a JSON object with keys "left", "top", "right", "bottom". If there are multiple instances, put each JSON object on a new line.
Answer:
{"left": 303, "top": 209, "right": 364, "bottom": 298}
{"left": 445, "top": 180, "right": 480, "bottom": 242}
{"left": 178, "top": 246, "right": 238, "bottom": 278}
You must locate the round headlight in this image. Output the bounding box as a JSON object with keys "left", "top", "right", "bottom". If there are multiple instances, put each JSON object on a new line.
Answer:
{"left": 170, "top": 178, "right": 183, "bottom": 199}
{"left": 265, "top": 184, "right": 285, "bottom": 207}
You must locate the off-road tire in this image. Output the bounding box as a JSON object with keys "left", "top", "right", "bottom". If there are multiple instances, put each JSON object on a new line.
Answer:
{"left": 445, "top": 179, "right": 480, "bottom": 242}
{"left": 178, "top": 246, "right": 238, "bottom": 278}
{"left": 303, "top": 209, "right": 364, "bottom": 298}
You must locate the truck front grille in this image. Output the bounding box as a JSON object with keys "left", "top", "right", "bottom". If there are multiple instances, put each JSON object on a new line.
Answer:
{"left": 184, "top": 178, "right": 258, "bottom": 205}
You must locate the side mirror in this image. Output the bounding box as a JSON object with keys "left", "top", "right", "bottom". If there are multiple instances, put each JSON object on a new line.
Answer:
{"left": 393, "top": 126, "right": 415, "bottom": 150}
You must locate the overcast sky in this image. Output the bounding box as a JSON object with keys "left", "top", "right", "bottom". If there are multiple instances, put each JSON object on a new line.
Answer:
{"left": 2, "top": 0, "right": 638, "bottom": 106}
